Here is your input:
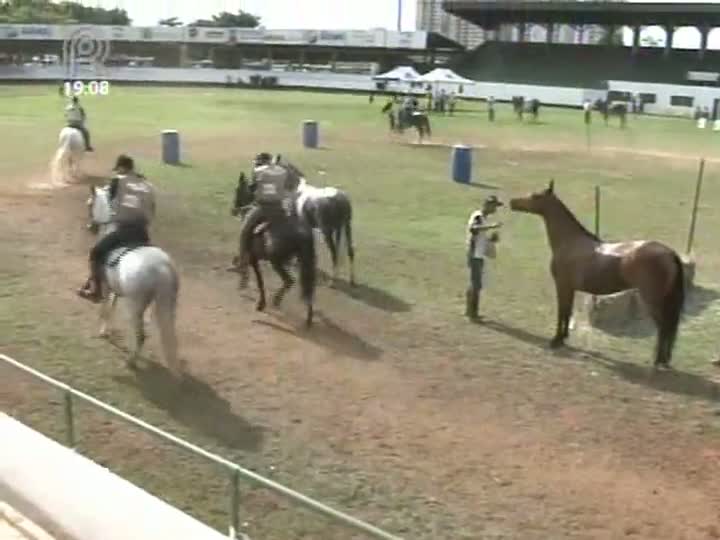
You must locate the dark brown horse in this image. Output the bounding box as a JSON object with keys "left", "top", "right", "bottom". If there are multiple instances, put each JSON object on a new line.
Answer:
{"left": 509, "top": 180, "right": 685, "bottom": 368}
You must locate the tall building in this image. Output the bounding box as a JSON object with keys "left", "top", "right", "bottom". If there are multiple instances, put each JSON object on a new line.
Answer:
{"left": 416, "top": 0, "right": 607, "bottom": 48}
{"left": 416, "top": 0, "right": 485, "bottom": 48}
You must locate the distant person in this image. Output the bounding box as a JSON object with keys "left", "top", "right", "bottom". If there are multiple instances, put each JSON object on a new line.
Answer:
{"left": 583, "top": 99, "right": 592, "bottom": 125}
{"left": 64, "top": 95, "right": 93, "bottom": 152}
{"left": 465, "top": 196, "right": 503, "bottom": 321}
{"left": 448, "top": 92, "right": 457, "bottom": 116}
{"left": 488, "top": 96, "right": 496, "bottom": 122}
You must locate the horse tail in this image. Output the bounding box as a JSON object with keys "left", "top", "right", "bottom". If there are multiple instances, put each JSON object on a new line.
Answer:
{"left": 51, "top": 136, "right": 70, "bottom": 185}
{"left": 298, "top": 227, "right": 317, "bottom": 307}
{"left": 661, "top": 252, "right": 685, "bottom": 364}
{"left": 154, "top": 262, "right": 180, "bottom": 370}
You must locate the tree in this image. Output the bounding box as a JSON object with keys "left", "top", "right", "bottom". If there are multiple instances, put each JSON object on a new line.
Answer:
{"left": 0, "top": 0, "right": 131, "bottom": 25}
{"left": 158, "top": 16, "right": 183, "bottom": 27}
{"left": 189, "top": 10, "right": 260, "bottom": 28}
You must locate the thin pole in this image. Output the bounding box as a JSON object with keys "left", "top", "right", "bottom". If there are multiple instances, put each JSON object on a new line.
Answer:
{"left": 686, "top": 157, "right": 705, "bottom": 255}
{"left": 594, "top": 185, "right": 600, "bottom": 237}
{"left": 229, "top": 469, "right": 240, "bottom": 539}
{"left": 397, "top": 0, "right": 403, "bottom": 32}
{"left": 592, "top": 185, "right": 600, "bottom": 309}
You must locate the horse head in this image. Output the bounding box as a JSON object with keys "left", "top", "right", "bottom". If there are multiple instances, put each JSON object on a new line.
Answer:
{"left": 231, "top": 172, "right": 254, "bottom": 217}
{"left": 87, "top": 184, "right": 112, "bottom": 232}
{"left": 509, "top": 179, "right": 556, "bottom": 215}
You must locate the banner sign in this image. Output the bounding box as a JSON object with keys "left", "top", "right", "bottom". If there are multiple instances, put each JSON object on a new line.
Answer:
{"left": 0, "top": 24, "right": 428, "bottom": 49}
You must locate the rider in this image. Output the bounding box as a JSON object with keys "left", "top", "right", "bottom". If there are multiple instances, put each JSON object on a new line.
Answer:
{"left": 65, "top": 95, "right": 93, "bottom": 152}
{"left": 231, "top": 152, "right": 297, "bottom": 276}
{"left": 78, "top": 154, "right": 155, "bottom": 302}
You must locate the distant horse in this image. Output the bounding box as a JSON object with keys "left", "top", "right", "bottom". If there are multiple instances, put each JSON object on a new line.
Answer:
{"left": 232, "top": 157, "right": 356, "bottom": 286}
{"left": 51, "top": 127, "right": 85, "bottom": 185}
{"left": 509, "top": 180, "right": 685, "bottom": 369}
{"left": 595, "top": 99, "right": 627, "bottom": 128}
{"left": 389, "top": 107, "right": 432, "bottom": 143}
{"left": 229, "top": 169, "right": 317, "bottom": 327}
{"left": 87, "top": 185, "right": 182, "bottom": 375}
{"left": 512, "top": 96, "right": 541, "bottom": 122}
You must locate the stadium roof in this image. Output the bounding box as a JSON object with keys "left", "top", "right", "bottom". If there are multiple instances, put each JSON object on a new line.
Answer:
{"left": 443, "top": 1, "right": 720, "bottom": 27}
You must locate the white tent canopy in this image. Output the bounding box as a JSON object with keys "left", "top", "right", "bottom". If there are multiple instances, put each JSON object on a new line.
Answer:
{"left": 418, "top": 68, "right": 475, "bottom": 85}
{"left": 373, "top": 65, "right": 421, "bottom": 82}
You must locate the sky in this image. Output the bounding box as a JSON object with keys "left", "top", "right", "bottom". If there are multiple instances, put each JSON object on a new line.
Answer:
{"left": 55, "top": 1, "right": 718, "bottom": 49}
{"left": 61, "top": 0, "right": 418, "bottom": 30}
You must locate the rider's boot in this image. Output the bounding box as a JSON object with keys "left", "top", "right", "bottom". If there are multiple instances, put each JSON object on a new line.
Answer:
{"left": 77, "top": 261, "right": 103, "bottom": 303}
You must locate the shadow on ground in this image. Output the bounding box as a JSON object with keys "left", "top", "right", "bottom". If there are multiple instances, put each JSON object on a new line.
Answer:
{"left": 253, "top": 310, "right": 383, "bottom": 361}
{"left": 318, "top": 270, "right": 412, "bottom": 313}
{"left": 481, "top": 317, "right": 720, "bottom": 403}
{"left": 114, "top": 363, "right": 264, "bottom": 451}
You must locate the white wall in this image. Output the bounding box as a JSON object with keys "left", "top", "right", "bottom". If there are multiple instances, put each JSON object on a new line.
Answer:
{"left": 0, "top": 413, "right": 228, "bottom": 540}
{"left": 608, "top": 80, "right": 720, "bottom": 117}
{"left": 1, "top": 64, "right": 716, "bottom": 116}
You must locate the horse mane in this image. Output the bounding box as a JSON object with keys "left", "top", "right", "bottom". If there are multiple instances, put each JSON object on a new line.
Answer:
{"left": 551, "top": 194, "right": 602, "bottom": 242}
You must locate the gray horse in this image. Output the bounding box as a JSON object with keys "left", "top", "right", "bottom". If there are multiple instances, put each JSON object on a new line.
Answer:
{"left": 87, "top": 186, "right": 182, "bottom": 375}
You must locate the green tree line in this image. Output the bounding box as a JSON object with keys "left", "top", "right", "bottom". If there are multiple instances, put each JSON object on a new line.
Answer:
{"left": 0, "top": 0, "right": 260, "bottom": 27}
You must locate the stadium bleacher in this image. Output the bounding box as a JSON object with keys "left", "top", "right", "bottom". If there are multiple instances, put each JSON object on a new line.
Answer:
{"left": 453, "top": 42, "right": 720, "bottom": 88}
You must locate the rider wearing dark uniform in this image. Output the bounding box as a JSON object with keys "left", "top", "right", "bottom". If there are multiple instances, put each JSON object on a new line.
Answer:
{"left": 232, "top": 152, "right": 297, "bottom": 277}
{"left": 65, "top": 96, "right": 93, "bottom": 151}
{"left": 78, "top": 155, "right": 155, "bottom": 302}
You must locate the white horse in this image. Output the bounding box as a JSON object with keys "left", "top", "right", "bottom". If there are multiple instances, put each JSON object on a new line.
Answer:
{"left": 277, "top": 157, "right": 356, "bottom": 285}
{"left": 87, "top": 186, "right": 183, "bottom": 376}
{"left": 51, "top": 127, "right": 85, "bottom": 185}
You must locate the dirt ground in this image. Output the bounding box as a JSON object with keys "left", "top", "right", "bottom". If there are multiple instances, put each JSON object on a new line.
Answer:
{"left": 2, "top": 145, "right": 720, "bottom": 540}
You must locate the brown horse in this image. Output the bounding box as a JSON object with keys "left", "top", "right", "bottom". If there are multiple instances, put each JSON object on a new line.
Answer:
{"left": 509, "top": 180, "right": 685, "bottom": 368}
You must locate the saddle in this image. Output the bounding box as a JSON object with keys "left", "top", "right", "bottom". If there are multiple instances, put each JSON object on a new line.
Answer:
{"left": 104, "top": 245, "right": 143, "bottom": 268}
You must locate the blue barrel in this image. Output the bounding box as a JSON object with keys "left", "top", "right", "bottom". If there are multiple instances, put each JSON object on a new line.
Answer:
{"left": 451, "top": 144, "right": 472, "bottom": 184}
{"left": 161, "top": 130, "right": 180, "bottom": 165}
{"left": 302, "top": 120, "right": 319, "bottom": 149}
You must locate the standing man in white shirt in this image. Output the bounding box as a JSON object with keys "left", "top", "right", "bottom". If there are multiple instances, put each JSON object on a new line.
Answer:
{"left": 466, "top": 195, "right": 503, "bottom": 321}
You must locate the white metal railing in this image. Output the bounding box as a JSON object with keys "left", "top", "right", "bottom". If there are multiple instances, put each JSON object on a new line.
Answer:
{"left": 0, "top": 353, "right": 404, "bottom": 540}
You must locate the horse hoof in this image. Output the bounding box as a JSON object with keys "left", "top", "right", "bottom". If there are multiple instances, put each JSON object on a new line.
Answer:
{"left": 256, "top": 302, "right": 266, "bottom": 312}
{"left": 549, "top": 339, "right": 564, "bottom": 349}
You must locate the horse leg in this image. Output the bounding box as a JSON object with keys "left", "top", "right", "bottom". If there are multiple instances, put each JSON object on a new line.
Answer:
{"left": 127, "top": 295, "right": 151, "bottom": 370}
{"left": 98, "top": 292, "right": 118, "bottom": 338}
{"left": 641, "top": 292, "right": 668, "bottom": 369}
{"left": 270, "top": 259, "right": 294, "bottom": 307}
{"left": 562, "top": 290, "right": 576, "bottom": 339}
{"left": 344, "top": 219, "right": 356, "bottom": 286}
{"left": 322, "top": 228, "right": 338, "bottom": 285}
{"left": 250, "top": 255, "right": 266, "bottom": 311}
{"left": 638, "top": 263, "right": 683, "bottom": 369}
{"left": 550, "top": 281, "right": 574, "bottom": 348}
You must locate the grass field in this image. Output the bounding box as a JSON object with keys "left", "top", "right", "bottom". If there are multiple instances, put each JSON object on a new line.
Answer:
{"left": 2, "top": 85, "right": 720, "bottom": 539}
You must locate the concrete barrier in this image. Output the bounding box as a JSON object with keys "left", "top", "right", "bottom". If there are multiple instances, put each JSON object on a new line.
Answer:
{"left": 0, "top": 413, "right": 228, "bottom": 540}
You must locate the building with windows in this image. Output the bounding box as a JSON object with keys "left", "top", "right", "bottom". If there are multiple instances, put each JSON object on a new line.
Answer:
{"left": 416, "top": 0, "right": 607, "bottom": 48}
